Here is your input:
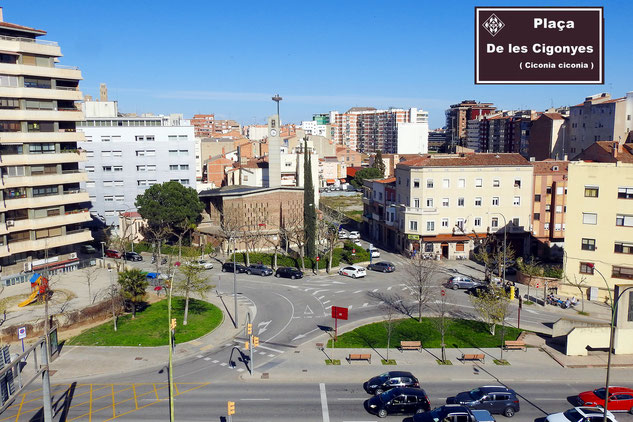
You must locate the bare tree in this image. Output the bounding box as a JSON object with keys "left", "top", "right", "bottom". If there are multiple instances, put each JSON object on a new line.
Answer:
{"left": 317, "top": 205, "right": 347, "bottom": 273}
{"left": 82, "top": 266, "right": 101, "bottom": 304}
{"left": 283, "top": 209, "right": 306, "bottom": 271}
{"left": 176, "top": 254, "right": 215, "bottom": 325}
{"left": 381, "top": 306, "right": 402, "bottom": 361}
{"left": 218, "top": 206, "right": 243, "bottom": 263}
{"left": 470, "top": 284, "right": 510, "bottom": 336}
{"left": 263, "top": 226, "right": 282, "bottom": 269}
{"left": 493, "top": 241, "right": 516, "bottom": 280}
{"left": 566, "top": 274, "right": 588, "bottom": 313}
{"left": 106, "top": 269, "right": 124, "bottom": 331}
{"left": 404, "top": 256, "right": 439, "bottom": 322}
{"left": 473, "top": 234, "right": 495, "bottom": 281}
{"left": 430, "top": 289, "right": 451, "bottom": 363}
{"left": 516, "top": 257, "right": 542, "bottom": 301}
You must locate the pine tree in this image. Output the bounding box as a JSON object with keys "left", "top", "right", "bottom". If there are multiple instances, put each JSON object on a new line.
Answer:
{"left": 303, "top": 141, "right": 317, "bottom": 258}
{"left": 373, "top": 150, "right": 386, "bottom": 178}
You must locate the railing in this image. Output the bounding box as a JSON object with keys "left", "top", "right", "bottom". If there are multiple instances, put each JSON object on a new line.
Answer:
{"left": 66, "top": 228, "right": 89, "bottom": 235}
{"left": 403, "top": 206, "right": 438, "bottom": 214}
{"left": 61, "top": 169, "right": 81, "bottom": 174}
{"left": 64, "top": 208, "right": 89, "bottom": 215}
{"left": 63, "top": 188, "right": 86, "bottom": 195}
{"left": 55, "top": 86, "right": 78, "bottom": 91}
{"left": 0, "top": 34, "right": 58, "bottom": 46}
{"left": 54, "top": 64, "right": 79, "bottom": 70}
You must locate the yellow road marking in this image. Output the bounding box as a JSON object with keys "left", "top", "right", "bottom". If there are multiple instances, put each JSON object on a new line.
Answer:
{"left": 199, "top": 344, "right": 214, "bottom": 351}
{"left": 132, "top": 384, "right": 138, "bottom": 410}
{"left": 153, "top": 383, "right": 159, "bottom": 400}
{"left": 173, "top": 383, "right": 179, "bottom": 395}
{"left": 88, "top": 384, "right": 92, "bottom": 422}
{"left": 112, "top": 384, "right": 115, "bottom": 419}
{"left": 14, "top": 393, "right": 26, "bottom": 422}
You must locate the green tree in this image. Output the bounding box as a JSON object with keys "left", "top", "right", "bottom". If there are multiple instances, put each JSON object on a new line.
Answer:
{"left": 303, "top": 143, "right": 317, "bottom": 258}
{"left": 177, "top": 256, "right": 215, "bottom": 325}
{"left": 470, "top": 284, "right": 510, "bottom": 336}
{"left": 372, "top": 150, "right": 386, "bottom": 178}
{"left": 117, "top": 268, "right": 149, "bottom": 318}
{"left": 350, "top": 167, "right": 382, "bottom": 189}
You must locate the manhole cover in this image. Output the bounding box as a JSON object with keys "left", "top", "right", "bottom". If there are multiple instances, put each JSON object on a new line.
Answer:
{"left": 261, "top": 373, "right": 269, "bottom": 379}
{"left": 302, "top": 369, "right": 308, "bottom": 372}
{"left": 135, "top": 357, "right": 143, "bottom": 360}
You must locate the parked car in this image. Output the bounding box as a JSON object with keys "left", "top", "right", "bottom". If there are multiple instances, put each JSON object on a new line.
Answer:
{"left": 413, "top": 405, "right": 496, "bottom": 422}
{"left": 247, "top": 264, "right": 273, "bottom": 276}
{"left": 80, "top": 245, "right": 97, "bottom": 254}
{"left": 191, "top": 259, "right": 213, "bottom": 269}
{"left": 222, "top": 262, "right": 248, "bottom": 273}
{"left": 275, "top": 267, "right": 303, "bottom": 279}
{"left": 493, "top": 266, "right": 517, "bottom": 276}
{"left": 364, "top": 371, "right": 420, "bottom": 395}
{"left": 338, "top": 230, "right": 349, "bottom": 239}
{"left": 364, "top": 387, "right": 430, "bottom": 418}
{"left": 105, "top": 249, "right": 122, "bottom": 259}
{"left": 123, "top": 251, "right": 143, "bottom": 261}
{"left": 369, "top": 248, "right": 380, "bottom": 258}
{"left": 447, "top": 276, "right": 481, "bottom": 290}
{"left": 339, "top": 265, "right": 366, "bottom": 279}
{"left": 469, "top": 283, "right": 520, "bottom": 299}
{"left": 367, "top": 261, "right": 395, "bottom": 273}
{"left": 546, "top": 407, "right": 617, "bottom": 422}
{"left": 353, "top": 239, "right": 362, "bottom": 246}
{"left": 349, "top": 231, "right": 361, "bottom": 239}
{"left": 447, "top": 386, "right": 520, "bottom": 417}
{"left": 578, "top": 386, "right": 633, "bottom": 412}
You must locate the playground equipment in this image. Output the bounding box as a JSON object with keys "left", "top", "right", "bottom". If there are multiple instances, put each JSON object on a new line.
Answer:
{"left": 18, "top": 273, "right": 48, "bottom": 307}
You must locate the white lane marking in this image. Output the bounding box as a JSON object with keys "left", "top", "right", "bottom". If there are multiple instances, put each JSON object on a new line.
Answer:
{"left": 387, "top": 286, "right": 393, "bottom": 290}
{"left": 203, "top": 357, "right": 211, "bottom": 361}
{"left": 305, "top": 305, "right": 314, "bottom": 315}
{"left": 265, "top": 292, "right": 295, "bottom": 343}
{"left": 336, "top": 398, "right": 364, "bottom": 400}
{"left": 362, "top": 303, "right": 368, "bottom": 307}
{"left": 241, "top": 398, "right": 270, "bottom": 401}
{"left": 196, "top": 355, "right": 203, "bottom": 358}
{"left": 320, "top": 383, "right": 330, "bottom": 422}
{"left": 236, "top": 368, "right": 245, "bottom": 372}
{"left": 212, "top": 360, "right": 219, "bottom": 363}
{"left": 353, "top": 290, "right": 363, "bottom": 293}
{"left": 322, "top": 300, "right": 331, "bottom": 305}
{"left": 268, "top": 354, "right": 275, "bottom": 357}
{"left": 525, "top": 308, "right": 538, "bottom": 314}
{"left": 259, "top": 351, "right": 266, "bottom": 355}
{"left": 325, "top": 305, "right": 333, "bottom": 310}
{"left": 220, "top": 362, "right": 227, "bottom": 366}
{"left": 336, "top": 290, "right": 346, "bottom": 293}
{"left": 256, "top": 344, "right": 285, "bottom": 353}
{"left": 224, "top": 343, "right": 233, "bottom": 347}
{"left": 318, "top": 296, "right": 325, "bottom": 300}
{"left": 258, "top": 320, "right": 272, "bottom": 335}
{"left": 292, "top": 327, "right": 321, "bottom": 342}
{"left": 371, "top": 288, "right": 378, "bottom": 292}
{"left": 348, "top": 305, "right": 353, "bottom": 310}
{"left": 379, "top": 301, "right": 384, "bottom": 305}
{"left": 401, "top": 287, "right": 408, "bottom": 291}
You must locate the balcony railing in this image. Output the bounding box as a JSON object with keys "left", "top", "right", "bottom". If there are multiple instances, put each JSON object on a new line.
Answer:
{"left": 0, "top": 34, "right": 58, "bottom": 46}
{"left": 54, "top": 64, "right": 79, "bottom": 70}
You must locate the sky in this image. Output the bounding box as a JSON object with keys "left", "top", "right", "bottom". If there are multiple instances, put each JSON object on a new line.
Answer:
{"left": 4, "top": 0, "right": 632, "bottom": 128}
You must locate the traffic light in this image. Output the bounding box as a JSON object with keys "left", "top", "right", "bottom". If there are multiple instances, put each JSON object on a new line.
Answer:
{"left": 170, "top": 318, "right": 177, "bottom": 330}
{"left": 253, "top": 336, "right": 259, "bottom": 348}
{"left": 244, "top": 341, "right": 249, "bottom": 350}
{"left": 227, "top": 401, "right": 235, "bottom": 416}
{"left": 247, "top": 323, "right": 252, "bottom": 336}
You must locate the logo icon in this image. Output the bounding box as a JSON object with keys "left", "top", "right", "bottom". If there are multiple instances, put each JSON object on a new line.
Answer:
{"left": 482, "top": 13, "right": 505, "bottom": 37}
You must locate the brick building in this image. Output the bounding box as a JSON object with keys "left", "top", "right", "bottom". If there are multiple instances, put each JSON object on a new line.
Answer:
{"left": 530, "top": 160, "right": 568, "bottom": 257}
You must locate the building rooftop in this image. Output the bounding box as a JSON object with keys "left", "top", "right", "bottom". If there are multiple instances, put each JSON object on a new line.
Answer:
{"left": 541, "top": 112, "right": 566, "bottom": 120}
{"left": 199, "top": 185, "right": 302, "bottom": 198}
{"left": 397, "top": 153, "right": 530, "bottom": 168}
{"left": 575, "top": 141, "right": 633, "bottom": 164}
{"left": 531, "top": 160, "right": 569, "bottom": 175}
{"left": 0, "top": 19, "right": 47, "bottom": 37}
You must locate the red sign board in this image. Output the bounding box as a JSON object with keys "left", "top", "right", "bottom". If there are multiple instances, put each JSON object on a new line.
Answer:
{"left": 316, "top": 256, "right": 320, "bottom": 262}
{"left": 331, "top": 306, "right": 348, "bottom": 320}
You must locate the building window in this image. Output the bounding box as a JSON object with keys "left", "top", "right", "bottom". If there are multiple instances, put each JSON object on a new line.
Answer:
{"left": 492, "top": 197, "right": 499, "bottom": 206}
{"left": 474, "top": 197, "right": 482, "bottom": 206}
{"left": 426, "top": 179, "right": 434, "bottom": 188}
{"left": 556, "top": 186, "right": 564, "bottom": 195}
{"left": 410, "top": 220, "right": 418, "bottom": 231}
{"left": 582, "top": 238, "right": 596, "bottom": 251}
{"left": 582, "top": 213, "right": 597, "bottom": 225}
{"left": 474, "top": 217, "right": 482, "bottom": 227}
{"left": 493, "top": 179, "right": 500, "bottom": 187}
{"left": 426, "top": 198, "right": 433, "bottom": 207}
{"left": 615, "top": 242, "right": 633, "bottom": 254}
{"left": 113, "top": 166, "right": 123, "bottom": 172}
{"left": 534, "top": 194, "right": 541, "bottom": 202}
{"left": 413, "top": 179, "right": 420, "bottom": 188}
{"left": 579, "top": 262, "right": 594, "bottom": 274}
{"left": 513, "top": 218, "right": 520, "bottom": 227}
{"left": 170, "top": 165, "right": 179, "bottom": 171}
{"left": 425, "top": 243, "right": 433, "bottom": 252}
{"left": 135, "top": 136, "right": 144, "bottom": 142}
{"left": 513, "top": 196, "right": 521, "bottom": 206}
{"left": 414, "top": 198, "right": 420, "bottom": 208}
{"left": 546, "top": 186, "right": 552, "bottom": 194}
{"left": 545, "top": 204, "right": 551, "bottom": 212}
{"left": 584, "top": 186, "right": 599, "bottom": 197}
{"left": 514, "top": 179, "right": 521, "bottom": 188}
{"left": 456, "top": 218, "right": 465, "bottom": 230}
{"left": 442, "top": 179, "right": 450, "bottom": 188}
{"left": 618, "top": 187, "right": 633, "bottom": 199}
{"left": 102, "top": 166, "right": 112, "bottom": 172}
{"left": 475, "top": 178, "right": 483, "bottom": 187}
{"left": 554, "top": 223, "right": 561, "bottom": 231}
{"left": 427, "top": 221, "right": 435, "bottom": 231}
{"left": 458, "top": 197, "right": 464, "bottom": 207}
{"left": 441, "top": 218, "right": 449, "bottom": 228}
{"left": 616, "top": 214, "right": 633, "bottom": 227}
{"left": 555, "top": 205, "right": 562, "bottom": 213}
{"left": 612, "top": 266, "right": 633, "bottom": 280}
{"left": 491, "top": 217, "right": 499, "bottom": 229}
{"left": 456, "top": 242, "right": 465, "bottom": 252}
{"left": 442, "top": 198, "right": 449, "bottom": 207}
{"left": 544, "top": 223, "right": 550, "bottom": 230}
{"left": 458, "top": 179, "right": 465, "bottom": 188}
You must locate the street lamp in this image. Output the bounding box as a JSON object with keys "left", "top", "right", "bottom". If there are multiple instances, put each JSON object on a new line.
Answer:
{"left": 584, "top": 263, "right": 633, "bottom": 422}
{"left": 100, "top": 241, "right": 106, "bottom": 263}
{"left": 487, "top": 211, "right": 508, "bottom": 362}
{"left": 167, "top": 261, "right": 180, "bottom": 422}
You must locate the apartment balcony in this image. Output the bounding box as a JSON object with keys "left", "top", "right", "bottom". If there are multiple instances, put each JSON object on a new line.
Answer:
{"left": 372, "top": 212, "right": 382, "bottom": 221}
{"left": 0, "top": 209, "right": 91, "bottom": 236}
{"left": 0, "top": 109, "right": 83, "bottom": 122}
{"left": 385, "top": 219, "right": 395, "bottom": 227}
{"left": 0, "top": 86, "right": 83, "bottom": 101}
{"left": 0, "top": 63, "right": 82, "bottom": 81}
{"left": 0, "top": 131, "right": 86, "bottom": 143}
{"left": 1, "top": 190, "right": 90, "bottom": 212}
{"left": 0, "top": 35, "right": 61, "bottom": 57}
{"left": 362, "top": 196, "right": 371, "bottom": 205}
{"left": 402, "top": 206, "right": 438, "bottom": 216}
{"left": 1, "top": 171, "right": 86, "bottom": 188}
{"left": 0, "top": 229, "right": 92, "bottom": 258}
{"left": 0, "top": 150, "right": 86, "bottom": 166}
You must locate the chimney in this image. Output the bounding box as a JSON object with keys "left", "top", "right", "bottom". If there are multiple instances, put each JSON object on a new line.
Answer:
{"left": 0, "top": 8, "right": 4, "bottom": 22}
{"left": 563, "top": 154, "right": 568, "bottom": 161}
{"left": 613, "top": 142, "right": 618, "bottom": 159}
{"left": 529, "top": 157, "right": 535, "bottom": 162}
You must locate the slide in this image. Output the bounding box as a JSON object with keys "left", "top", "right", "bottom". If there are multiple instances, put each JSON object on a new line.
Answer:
{"left": 18, "top": 290, "right": 38, "bottom": 307}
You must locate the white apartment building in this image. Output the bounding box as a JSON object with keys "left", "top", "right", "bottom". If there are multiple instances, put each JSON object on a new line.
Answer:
{"left": 0, "top": 10, "right": 92, "bottom": 277}
{"left": 394, "top": 153, "right": 533, "bottom": 258}
{"left": 78, "top": 100, "right": 196, "bottom": 230}
{"left": 300, "top": 120, "right": 328, "bottom": 137}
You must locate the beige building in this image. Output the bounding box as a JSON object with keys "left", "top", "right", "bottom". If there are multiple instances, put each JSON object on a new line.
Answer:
{"left": 394, "top": 153, "right": 533, "bottom": 258}
{"left": 563, "top": 141, "right": 633, "bottom": 302}
{"left": 0, "top": 10, "right": 92, "bottom": 276}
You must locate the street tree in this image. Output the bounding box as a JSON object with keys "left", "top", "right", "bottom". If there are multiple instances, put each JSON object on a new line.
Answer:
{"left": 177, "top": 256, "right": 215, "bottom": 325}
{"left": 303, "top": 142, "right": 317, "bottom": 258}
{"left": 404, "top": 255, "right": 439, "bottom": 322}
{"left": 430, "top": 289, "right": 451, "bottom": 363}
{"left": 473, "top": 235, "right": 495, "bottom": 281}
{"left": 516, "top": 257, "right": 542, "bottom": 301}
{"left": 381, "top": 306, "right": 402, "bottom": 362}
{"left": 263, "top": 226, "right": 282, "bottom": 269}
{"left": 82, "top": 266, "right": 101, "bottom": 304}
{"left": 493, "top": 241, "right": 516, "bottom": 280}
{"left": 566, "top": 274, "right": 588, "bottom": 313}
{"left": 317, "top": 205, "right": 348, "bottom": 273}
{"left": 106, "top": 270, "right": 124, "bottom": 332}
{"left": 117, "top": 268, "right": 149, "bottom": 319}
{"left": 350, "top": 167, "right": 382, "bottom": 189}
{"left": 284, "top": 209, "right": 307, "bottom": 271}
{"left": 372, "top": 150, "right": 386, "bottom": 178}
{"left": 470, "top": 284, "right": 510, "bottom": 336}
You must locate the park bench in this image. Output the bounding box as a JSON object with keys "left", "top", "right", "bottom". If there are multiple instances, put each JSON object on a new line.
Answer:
{"left": 347, "top": 353, "right": 372, "bottom": 364}
{"left": 460, "top": 353, "right": 485, "bottom": 364}
{"left": 504, "top": 340, "right": 527, "bottom": 351}
{"left": 399, "top": 341, "right": 422, "bottom": 352}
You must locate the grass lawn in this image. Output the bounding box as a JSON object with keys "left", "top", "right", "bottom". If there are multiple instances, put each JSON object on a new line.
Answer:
{"left": 68, "top": 297, "right": 222, "bottom": 347}
{"left": 329, "top": 318, "right": 523, "bottom": 349}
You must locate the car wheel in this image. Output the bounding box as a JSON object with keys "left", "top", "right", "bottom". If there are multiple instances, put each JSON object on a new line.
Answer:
{"left": 377, "top": 409, "right": 387, "bottom": 418}
{"left": 247, "top": 270, "right": 252, "bottom": 275}
{"left": 452, "top": 284, "right": 458, "bottom": 290}
{"left": 375, "top": 388, "right": 383, "bottom": 395}
{"left": 503, "top": 407, "right": 515, "bottom": 417}
{"left": 261, "top": 272, "right": 265, "bottom": 277}
{"left": 630, "top": 406, "right": 633, "bottom": 415}
{"left": 416, "top": 408, "right": 425, "bottom": 414}
{"left": 352, "top": 274, "right": 357, "bottom": 279}
{"left": 291, "top": 275, "right": 296, "bottom": 280}
{"left": 222, "top": 268, "right": 226, "bottom": 272}
{"left": 383, "top": 269, "right": 387, "bottom": 273}
{"left": 275, "top": 273, "right": 280, "bottom": 278}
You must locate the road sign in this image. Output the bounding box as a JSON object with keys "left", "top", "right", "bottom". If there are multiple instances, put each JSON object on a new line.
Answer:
{"left": 17, "top": 327, "right": 26, "bottom": 340}
{"left": 441, "top": 289, "right": 446, "bottom": 296}
{"left": 316, "top": 256, "right": 320, "bottom": 262}
{"left": 331, "top": 306, "right": 348, "bottom": 320}
{"left": 352, "top": 248, "right": 356, "bottom": 255}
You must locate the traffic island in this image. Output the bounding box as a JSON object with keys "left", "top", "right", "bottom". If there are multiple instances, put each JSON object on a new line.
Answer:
{"left": 325, "top": 359, "right": 341, "bottom": 365}
{"left": 436, "top": 359, "right": 453, "bottom": 365}
{"left": 381, "top": 359, "right": 397, "bottom": 365}
{"left": 493, "top": 359, "right": 510, "bottom": 365}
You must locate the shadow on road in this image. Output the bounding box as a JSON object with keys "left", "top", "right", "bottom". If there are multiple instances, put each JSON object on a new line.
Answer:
{"left": 49, "top": 381, "right": 76, "bottom": 422}
{"left": 216, "top": 290, "right": 236, "bottom": 328}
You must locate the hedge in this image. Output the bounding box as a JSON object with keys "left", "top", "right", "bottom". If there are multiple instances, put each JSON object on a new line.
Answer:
{"left": 341, "top": 242, "right": 370, "bottom": 264}
{"left": 131, "top": 242, "right": 217, "bottom": 257}
{"left": 228, "top": 248, "right": 351, "bottom": 270}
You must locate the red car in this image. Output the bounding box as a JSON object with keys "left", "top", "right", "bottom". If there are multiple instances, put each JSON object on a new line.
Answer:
{"left": 578, "top": 387, "right": 633, "bottom": 412}
{"left": 105, "top": 249, "right": 122, "bottom": 258}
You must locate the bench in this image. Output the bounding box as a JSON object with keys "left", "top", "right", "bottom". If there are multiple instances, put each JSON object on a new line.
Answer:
{"left": 461, "top": 353, "right": 485, "bottom": 364}
{"left": 504, "top": 340, "right": 527, "bottom": 351}
{"left": 347, "top": 353, "right": 371, "bottom": 364}
{"left": 400, "top": 341, "right": 422, "bottom": 352}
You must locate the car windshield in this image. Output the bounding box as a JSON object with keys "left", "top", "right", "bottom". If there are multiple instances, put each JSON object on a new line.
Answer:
{"left": 377, "top": 373, "right": 389, "bottom": 381}
{"left": 563, "top": 409, "right": 582, "bottom": 421}
{"left": 593, "top": 388, "right": 606, "bottom": 399}
{"left": 469, "top": 388, "right": 484, "bottom": 400}
{"left": 381, "top": 389, "right": 397, "bottom": 401}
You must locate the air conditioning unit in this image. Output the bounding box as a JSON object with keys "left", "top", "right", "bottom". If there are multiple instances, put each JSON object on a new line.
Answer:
{"left": 6, "top": 220, "right": 14, "bottom": 227}
{"left": 23, "top": 262, "right": 32, "bottom": 272}
{"left": 69, "top": 252, "right": 78, "bottom": 259}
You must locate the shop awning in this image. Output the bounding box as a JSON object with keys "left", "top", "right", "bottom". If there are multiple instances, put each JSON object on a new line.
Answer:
{"left": 419, "top": 233, "right": 488, "bottom": 242}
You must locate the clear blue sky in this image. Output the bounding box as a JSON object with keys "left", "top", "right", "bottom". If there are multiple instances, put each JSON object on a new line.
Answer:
{"left": 4, "top": 0, "right": 631, "bottom": 128}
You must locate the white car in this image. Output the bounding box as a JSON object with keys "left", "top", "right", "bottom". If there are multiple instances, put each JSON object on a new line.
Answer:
{"left": 193, "top": 259, "right": 214, "bottom": 269}
{"left": 338, "top": 231, "right": 349, "bottom": 239}
{"left": 546, "top": 407, "right": 616, "bottom": 422}
{"left": 348, "top": 231, "right": 360, "bottom": 240}
{"left": 338, "top": 265, "right": 366, "bottom": 279}
{"left": 369, "top": 249, "right": 380, "bottom": 258}
{"left": 353, "top": 239, "right": 362, "bottom": 246}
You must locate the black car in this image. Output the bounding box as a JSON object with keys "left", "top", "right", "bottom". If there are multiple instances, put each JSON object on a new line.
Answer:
{"left": 124, "top": 252, "right": 143, "bottom": 261}
{"left": 447, "top": 385, "right": 520, "bottom": 417}
{"left": 413, "top": 404, "right": 494, "bottom": 422}
{"left": 468, "top": 284, "right": 519, "bottom": 299}
{"left": 364, "top": 371, "right": 420, "bottom": 395}
{"left": 275, "top": 267, "right": 303, "bottom": 279}
{"left": 493, "top": 266, "right": 517, "bottom": 276}
{"left": 364, "top": 387, "right": 430, "bottom": 418}
{"left": 367, "top": 261, "right": 396, "bottom": 273}
{"left": 246, "top": 264, "right": 273, "bottom": 276}
{"left": 222, "top": 262, "right": 248, "bottom": 273}
{"left": 80, "top": 245, "right": 97, "bottom": 254}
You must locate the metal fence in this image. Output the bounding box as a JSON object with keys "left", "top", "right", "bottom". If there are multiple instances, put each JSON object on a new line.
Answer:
{"left": 1, "top": 258, "right": 96, "bottom": 287}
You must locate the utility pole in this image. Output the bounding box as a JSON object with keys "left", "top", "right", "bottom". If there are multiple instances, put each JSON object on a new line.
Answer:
{"left": 247, "top": 313, "right": 254, "bottom": 375}
{"left": 232, "top": 236, "right": 238, "bottom": 328}
{"left": 167, "top": 262, "right": 180, "bottom": 422}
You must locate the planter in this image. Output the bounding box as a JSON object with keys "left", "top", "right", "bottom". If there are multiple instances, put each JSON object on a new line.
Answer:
{"left": 517, "top": 271, "right": 560, "bottom": 288}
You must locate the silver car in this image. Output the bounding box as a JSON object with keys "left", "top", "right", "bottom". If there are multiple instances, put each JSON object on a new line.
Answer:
{"left": 447, "top": 276, "right": 481, "bottom": 290}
